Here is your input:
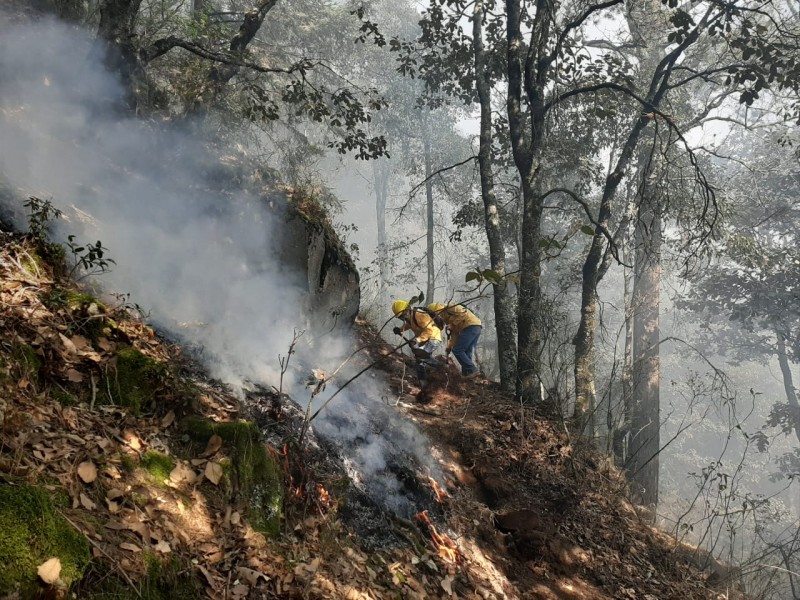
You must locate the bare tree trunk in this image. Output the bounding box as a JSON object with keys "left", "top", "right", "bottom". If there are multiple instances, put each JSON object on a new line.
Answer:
{"left": 423, "top": 128, "right": 435, "bottom": 303}
{"left": 614, "top": 225, "right": 635, "bottom": 464}
{"left": 97, "top": 0, "right": 144, "bottom": 107}
{"left": 372, "top": 160, "right": 391, "bottom": 294}
{"left": 572, "top": 112, "right": 650, "bottom": 431}
{"left": 507, "top": 0, "right": 550, "bottom": 404}
{"left": 776, "top": 331, "right": 800, "bottom": 444}
{"left": 625, "top": 184, "right": 662, "bottom": 507}
{"left": 474, "top": 0, "right": 517, "bottom": 392}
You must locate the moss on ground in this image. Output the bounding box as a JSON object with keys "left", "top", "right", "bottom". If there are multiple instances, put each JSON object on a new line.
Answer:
{"left": 43, "top": 287, "right": 111, "bottom": 341}
{"left": 182, "top": 416, "right": 283, "bottom": 536}
{"left": 11, "top": 342, "right": 41, "bottom": 385}
{"left": 140, "top": 451, "right": 175, "bottom": 483}
{"left": 0, "top": 483, "right": 90, "bottom": 596}
{"left": 76, "top": 554, "right": 201, "bottom": 600}
{"left": 100, "top": 345, "right": 165, "bottom": 414}
{"left": 52, "top": 387, "right": 80, "bottom": 407}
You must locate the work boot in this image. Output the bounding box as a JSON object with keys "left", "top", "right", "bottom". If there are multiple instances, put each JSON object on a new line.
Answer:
{"left": 462, "top": 371, "right": 479, "bottom": 379}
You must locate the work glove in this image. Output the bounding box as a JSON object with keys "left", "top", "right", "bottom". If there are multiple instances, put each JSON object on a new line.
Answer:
{"left": 408, "top": 338, "right": 417, "bottom": 347}
{"left": 392, "top": 326, "right": 402, "bottom": 335}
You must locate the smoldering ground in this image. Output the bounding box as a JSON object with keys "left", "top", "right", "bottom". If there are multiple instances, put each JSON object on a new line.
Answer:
{"left": 0, "top": 18, "right": 445, "bottom": 522}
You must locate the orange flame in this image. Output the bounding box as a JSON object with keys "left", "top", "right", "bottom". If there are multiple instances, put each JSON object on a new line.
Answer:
{"left": 428, "top": 477, "right": 449, "bottom": 504}
{"left": 316, "top": 483, "right": 331, "bottom": 507}
{"left": 416, "top": 510, "right": 461, "bottom": 563}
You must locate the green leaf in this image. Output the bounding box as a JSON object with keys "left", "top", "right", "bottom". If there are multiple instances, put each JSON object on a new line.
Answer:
{"left": 481, "top": 269, "right": 502, "bottom": 284}
{"left": 580, "top": 225, "right": 595, "bottom": 236}
{"left": 465, "top": 271, "right": 481, "bottom": 283}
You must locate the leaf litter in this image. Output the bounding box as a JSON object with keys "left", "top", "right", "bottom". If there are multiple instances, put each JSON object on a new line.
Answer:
{"left": 0, "top": 233, "right": 735, "bottom": 600}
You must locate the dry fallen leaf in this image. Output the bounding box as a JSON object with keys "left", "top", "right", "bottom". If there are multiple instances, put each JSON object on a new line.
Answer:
{"left": 106, "top": 488, "right": 125, "bottom": 500}
{"left": 169, "top": 463, "right": 197, "bottom": 484}
{"left": 37, "top": 557, "right": 61, "bottom": 584}
{"left": 441, "top": 575, "right": 454, "bottom": 596}
{"left": 66, "top": 368, "right": 84, "bottom": 383}
{"left": 205, "top": 461, "right": 223, "bottom": 485}
{"left": 202, "top": 434, "right": 223, "bottom": 457}
{"left": 120, "top": 542, "right": 141, "bottom": 553}
{"left": 161, "top": 410, "right": 176, "bottom": 428}
{"left": 123, "top": 430, "right": 142, "bottom": 450}
{"left": 236, "top": 566, "right": 268, "bottom": 586}
{"left": 307, "top": 557, "right": 321, "bottom": 573}
{"left": 154, "top": 540, "right": 171, "bottom": 554}
{"left": 77, "top": 461, "right": 98, "bottom": 484}
{"left": 231, "top": 584, "right": 250, "bottom": 598}
{"left": 80, "top": 492, "right": 97, "bottom": 510}
{"left": 59, "top": 333, "right": 77, "bottom": 355}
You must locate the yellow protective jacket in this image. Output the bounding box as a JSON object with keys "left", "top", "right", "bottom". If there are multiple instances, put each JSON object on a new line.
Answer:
{"left": 400, "top": 309, "right": 443, "bottom": 344}
{"left": 438, "top": 305, "right": 482, "bottom": 351}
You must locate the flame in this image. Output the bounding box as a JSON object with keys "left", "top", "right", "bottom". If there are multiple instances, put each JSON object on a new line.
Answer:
{"left": 416, "top": 510, "right": 461, "bottom": 563}
{"left": 428, "top": 477, "right": 449, "bottom": 504}
{"left": 316, "top": 483, "right": 330, "bottom": 507}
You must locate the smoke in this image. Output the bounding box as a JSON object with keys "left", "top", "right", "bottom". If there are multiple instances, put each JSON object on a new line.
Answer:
{"left": 0, "top": 21, "right": 312, "bottom": 383}
{"left": 0, "top": 19, "right": 443, "bottom": 515}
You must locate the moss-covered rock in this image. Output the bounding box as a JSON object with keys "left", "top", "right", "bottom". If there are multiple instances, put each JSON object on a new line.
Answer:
{"left": 182, "top": 417, "right": 282, "bottom": 536}
{"left": 100, "top": 345, "right": 165, "bottom": 414}
{"left": 0, "top": 483, "right": 90, "bottom": 596}
{"left": 140, "top": 451, "right": 175, "bottom": 483}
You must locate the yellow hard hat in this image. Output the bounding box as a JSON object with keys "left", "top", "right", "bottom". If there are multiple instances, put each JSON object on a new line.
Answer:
{"left": 428, "top": 303, "right": 445, "bottom": 312}
{"left": 392, "top": 300, "right": 409, "bottom": 316}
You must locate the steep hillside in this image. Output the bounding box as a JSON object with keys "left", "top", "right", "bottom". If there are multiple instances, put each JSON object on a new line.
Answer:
{"left": 0, "top": 229, "right": 740, "bottom": 599}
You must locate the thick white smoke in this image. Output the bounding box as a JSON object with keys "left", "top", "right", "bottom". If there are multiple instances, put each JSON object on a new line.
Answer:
{"left": 0, "top": 18, "right": 444, "bottom": 509}
{"left": 0, "top": 21, "right": 315, "bottom": 384}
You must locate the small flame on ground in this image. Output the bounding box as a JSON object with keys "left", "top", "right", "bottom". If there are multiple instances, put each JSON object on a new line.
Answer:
{"left": 416, "top": 510, "right": 461, "bottom": 563}
{"left": 428, "top": 476, "right": 449, "bottom": 504}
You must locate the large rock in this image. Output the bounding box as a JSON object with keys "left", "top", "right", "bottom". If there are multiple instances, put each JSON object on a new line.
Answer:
{"left": 272, "top": 189, "right": 360, "bottom": 334}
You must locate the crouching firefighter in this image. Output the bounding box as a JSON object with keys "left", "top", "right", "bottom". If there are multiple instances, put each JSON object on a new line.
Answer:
{"left": 391, "top": 300, "right": 443, "bottom": 388}
{"left": 427, "top": 303, "right": 482, "bottom": 379}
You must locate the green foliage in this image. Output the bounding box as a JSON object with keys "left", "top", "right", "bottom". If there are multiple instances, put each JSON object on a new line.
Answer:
{"left": 182, "top": 417, "right": 283, "bottom": 536}
{"left": 100, "top": 346, "right": 166, "bottom": 415}
{"left": 23, "top": 196, "right": 62, "bottom": 242}
{"left": 0, "top": 484, "right": 90, "bottom": 596}
{"left": 464, "top": 268, "right": 513, "bottom": 287}
{"left": 140, "top": 451, "right": 176, "bottom": 483}
{"left": 66, "top": 235, "right": 115, "bottom": 278}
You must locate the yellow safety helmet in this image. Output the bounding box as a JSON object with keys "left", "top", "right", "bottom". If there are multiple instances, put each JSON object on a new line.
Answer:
{"left": 392, "top": 300, "right": 409, "bottom": 316}
{"left": 428, "top": 303, "right": 445, "bottom": 312}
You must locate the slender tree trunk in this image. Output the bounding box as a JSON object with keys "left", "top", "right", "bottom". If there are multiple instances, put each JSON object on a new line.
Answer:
{"left": 372, "top": 161, "right": 391, "bottom": 294}
{"left": 626, "top": 183, "right": 662, "bottom": 507}
{"left": 614, "top": 224, "right": 635, "bottom": 464}
{"left": 474, "top": 0, "right": 517, "bottom": 392}
{"left": 423, "top": 127, "right": 435, "bottom": 303}
{"left": 776, "top": 332, "right": 800, "bottom": 444}
{"left": 572, "top": 113, "right": 650, "bottom": 430}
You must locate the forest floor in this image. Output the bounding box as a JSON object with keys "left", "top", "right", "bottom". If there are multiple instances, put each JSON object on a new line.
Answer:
{"left": 0, "top": 230, "right": 741, "bottom": 600}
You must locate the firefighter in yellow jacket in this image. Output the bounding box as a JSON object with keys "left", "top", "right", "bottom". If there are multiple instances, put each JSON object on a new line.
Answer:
{"left": 391, "top": 300, "right": 444, "bottom": 386}
{"left": 428, "top": 303, "right": 482, "bottom": 378}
